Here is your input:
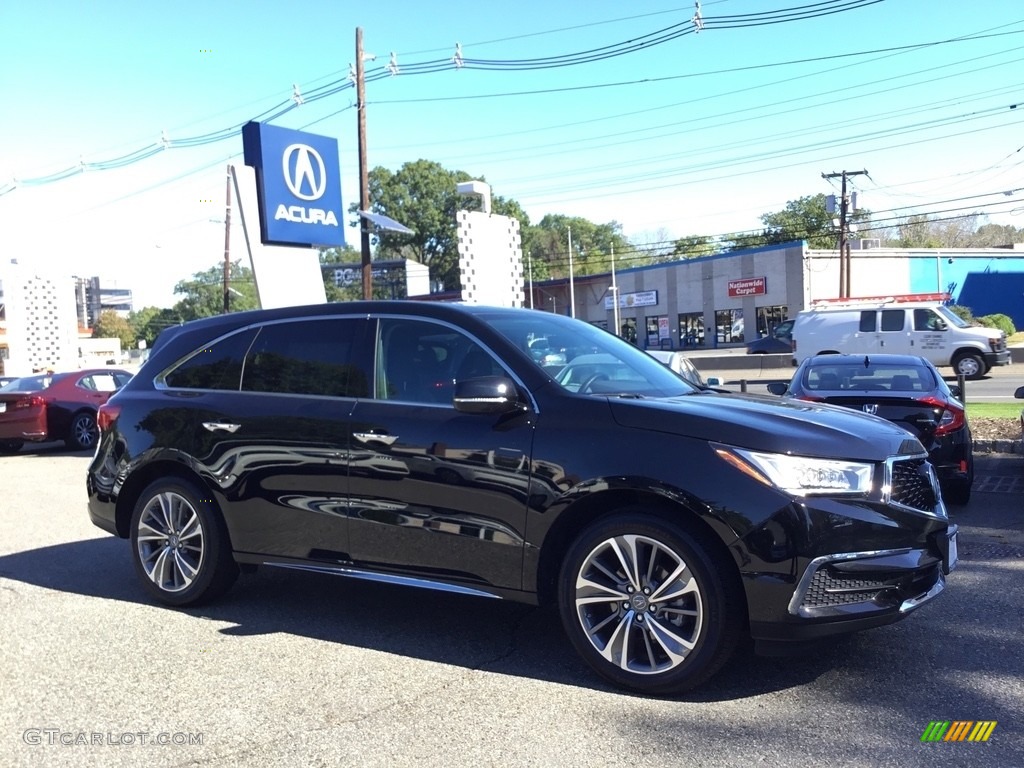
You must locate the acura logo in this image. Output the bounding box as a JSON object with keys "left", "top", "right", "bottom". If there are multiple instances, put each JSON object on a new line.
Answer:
{"left": 863, "top": 404, "right": 878, "bottom": 415}
{"left": 282, "top": 144, "right": 327, "bottom": 201}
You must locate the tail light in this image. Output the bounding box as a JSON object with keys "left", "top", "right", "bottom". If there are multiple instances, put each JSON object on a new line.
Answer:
{"left": 97, "top": 403, "right": 121, "bottom": 432}
{"left": 918, "top": 396, "right": 964, "bottom": 436}
{"left": 13, "top": 395, "right": 45, "bottom": 410}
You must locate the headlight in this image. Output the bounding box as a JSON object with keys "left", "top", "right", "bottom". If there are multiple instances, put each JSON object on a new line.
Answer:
{"left": 717, "top": 446, "right": 873, "bottom": 496}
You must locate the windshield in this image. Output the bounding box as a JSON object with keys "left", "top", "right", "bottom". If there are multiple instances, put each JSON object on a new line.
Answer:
{"left": 934, "top": 305, "right": 970, "bottom": 329}
{"left": 2, "top": 374, "right": 53, "bottom": 392}
{"left": 484, "top": 311, "right": 698, "bottom": 397}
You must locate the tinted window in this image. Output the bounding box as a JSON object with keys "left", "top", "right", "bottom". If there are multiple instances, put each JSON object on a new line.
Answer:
{"left": 242, "top": 319, "right": 369, "bottom": 397}
{"left": 377, "top": 318, "right": 496, "bottom": 404}
{"left": 880, "top": 310, "right": 905, "bottom": 332}
{"left": 78, "top": 372, "right": 122, "bottom": 392}
{"left": 858, "top": 311, "right": 875, "bottom": 332}
{"left": 164, "top": 328, "right": 258, "bottom": 390}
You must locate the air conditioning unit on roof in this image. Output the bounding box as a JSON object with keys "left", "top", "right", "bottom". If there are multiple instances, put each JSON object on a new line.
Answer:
{"left": 850, "top": 238, "right": 881, "bottom": 250}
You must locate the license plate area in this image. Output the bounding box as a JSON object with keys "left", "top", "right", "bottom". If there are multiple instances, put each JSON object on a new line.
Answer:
{"left": 937, "top": 525, "right": 958, "bottom": 574}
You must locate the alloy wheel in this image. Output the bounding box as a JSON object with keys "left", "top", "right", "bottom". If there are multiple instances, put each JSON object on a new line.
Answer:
{"left": 574, "top": 533, "right": 703, "bottom": 675}
{"left": 135, "top": 491, "right": 206, "bottom": 593}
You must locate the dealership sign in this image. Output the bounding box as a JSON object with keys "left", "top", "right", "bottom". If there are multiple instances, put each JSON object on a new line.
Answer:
{"left": 242, "top": 121, "right": 344, "bottom": 247}
{"left": 604, "top": 290, "right": 658, "bottom": 309}
{"left": 728, "top": 276, "right": 766, "bottom": 297}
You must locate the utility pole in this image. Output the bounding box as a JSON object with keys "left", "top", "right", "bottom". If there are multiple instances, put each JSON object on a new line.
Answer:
{"left": 822, "top": 169, "right": 867, "bottom": 298}
{"left": 356, "top": 27, "right": 373, "bottom": 300}
{"left": 567, "top": 226, "right": 576, "bottom": 318}
{"left": 611, "top": 245, "right": 620, "bottom": 337}
{"left": 222, "top": 165, "right": 232, "bottom": 313}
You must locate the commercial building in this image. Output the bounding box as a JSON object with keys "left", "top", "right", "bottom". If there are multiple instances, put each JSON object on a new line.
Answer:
{"left": 527, "top": 241, "right": 1024, "bottom": 350}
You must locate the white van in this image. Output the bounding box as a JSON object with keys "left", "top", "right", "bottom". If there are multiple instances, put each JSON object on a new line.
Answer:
{"left": 792, "top": 294, "right": 1011, "bottom": 379}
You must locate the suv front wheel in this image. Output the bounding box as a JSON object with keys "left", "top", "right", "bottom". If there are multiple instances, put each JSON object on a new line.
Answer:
{"left": 557, "top": 511, "right": 743, "bottom": 695}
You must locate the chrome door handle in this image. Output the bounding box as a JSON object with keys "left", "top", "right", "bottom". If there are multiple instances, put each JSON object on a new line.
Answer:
{"left": 202, "top": 422, "right": 241, "bottom": 433}
{"left": 353, "top": 432, "right": 397, "bottom": 446}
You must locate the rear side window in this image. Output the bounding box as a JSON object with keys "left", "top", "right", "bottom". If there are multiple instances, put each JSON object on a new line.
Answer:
{"left": 164, "top": 328, "right": 259, "bottom": 390}
{"left": 858, "top": 311, "right": 875, "bottom": 332}
{"left": 242, "top": 319, "right": 370, "bottom": 398}
{"left": 880, "top": 310, "right": 905, "bottom": 332}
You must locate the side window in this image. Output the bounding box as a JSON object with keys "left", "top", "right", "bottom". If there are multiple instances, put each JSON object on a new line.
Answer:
{"left": 377, "top": 318, "right": 502, "bottom": 404}
{"left": 880, "top": 310, "right": 905, "bottom": 332}
{"left": 914, "top": 309, "right": 943, "bottom": 331}
{"left": 858, "top": 311, "right": 876, "bottom": 333}
{"left": 164, "top": 328, "right": 259, "bottom": 390}
{"left": 242, "top": 319, "right": 369, "bottom": 397}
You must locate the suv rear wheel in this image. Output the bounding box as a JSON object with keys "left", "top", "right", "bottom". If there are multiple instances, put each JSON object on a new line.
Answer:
{"left": 130, "top": 478, "right": 238, "bottom": 606}
{"left": 557, "top": 511, "right": 742, "bottom": 695}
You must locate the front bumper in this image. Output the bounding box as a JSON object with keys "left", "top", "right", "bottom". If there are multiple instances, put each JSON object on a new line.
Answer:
{"left": 985, "top": 350, "right": 1011, "bottom": 368}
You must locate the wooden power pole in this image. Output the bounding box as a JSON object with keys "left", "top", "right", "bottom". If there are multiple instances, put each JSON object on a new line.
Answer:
{"left": 222, "top": 165, "right": 232, "bottom": 313}
{"left": 822, "top": 169, "right": 867, "bottom": 298}
{"left": 356, "top": 28, "right": 373, "bottom": 300}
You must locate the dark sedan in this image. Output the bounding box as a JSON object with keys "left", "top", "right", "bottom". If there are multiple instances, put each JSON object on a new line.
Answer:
{"left": 87, "top": 303, "right": 956, "bottom": 695}
{"left": 0, "top": 368, "right": 134, "bottom": 453}
{"left": 746, "top": 319, "right": 793, "bottom": 355}
{"left": 767, "top": 354, "right": 973, "bottom": 504}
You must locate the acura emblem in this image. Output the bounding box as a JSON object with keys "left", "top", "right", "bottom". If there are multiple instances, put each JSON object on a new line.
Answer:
{"left": 282, "top": 144, "right": 327, "bottom": 201}
{"left": 863, "top": 404, "right": 878, "bottom": 415}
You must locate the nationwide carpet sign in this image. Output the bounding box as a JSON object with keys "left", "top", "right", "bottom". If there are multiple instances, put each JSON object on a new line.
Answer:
{"left": 242, "top": 121, "right": 344, "bottom": 247}
{"left": 728, "top": 276, "right": 766, "bottom": 297}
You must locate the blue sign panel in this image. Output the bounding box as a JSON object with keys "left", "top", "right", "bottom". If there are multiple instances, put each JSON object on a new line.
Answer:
{"left": 242, "top": 121, "right": 345, "bottom": 247}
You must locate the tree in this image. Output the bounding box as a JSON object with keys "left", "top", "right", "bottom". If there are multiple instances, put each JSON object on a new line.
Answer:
{"left": 356, "top": 160, "right": 530, "bottom": 291}
{"left": 671, "top": 235, "right": 717, "bottom": 259}
{"left": 172, "top": 260, "right": 259, "bottom": 321}
{"left": 878, "top": 214, "right": 1024, "bottom": 249}
{"left": 729, "top": 193, "right": 871, "bottom": 250}
{"left": 92, "top": 310, "right": 135, "bottom": 351}
{"left": 523, "top": 214, "right": 632, "bottom": 277}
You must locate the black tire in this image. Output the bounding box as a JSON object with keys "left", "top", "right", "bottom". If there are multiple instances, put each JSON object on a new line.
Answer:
{"left": 66, "top": 411, "right": 99, "bottom": 451}
{"left": 557, "top": 511, "right": 744, "bottom": 695}
{"left": 0, "top": 439, "right": 24, "bottom": 454}
{"left": 129, "top": 478, "right": 238, "bottom": 607}
{"left": 952, "top": 352, "right": 985, "bottom": 380}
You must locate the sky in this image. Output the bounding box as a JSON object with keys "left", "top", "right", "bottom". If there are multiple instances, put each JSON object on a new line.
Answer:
{"left": 1, "top": 0, "right": 1022, "bottom": 309}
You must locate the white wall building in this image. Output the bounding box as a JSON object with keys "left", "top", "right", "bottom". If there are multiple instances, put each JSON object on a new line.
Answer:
{"left": 0, "top": 264, "right": 80, "bottom": 376}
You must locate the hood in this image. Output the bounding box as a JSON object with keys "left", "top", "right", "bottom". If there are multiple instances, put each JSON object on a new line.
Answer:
{"left": 608, "top": 392, "right": 924, "bottom": 461}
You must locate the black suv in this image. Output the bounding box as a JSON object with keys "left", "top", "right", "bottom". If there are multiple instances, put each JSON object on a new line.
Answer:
{"left": 88, "top": 302, "right": 957, "bottom": 695}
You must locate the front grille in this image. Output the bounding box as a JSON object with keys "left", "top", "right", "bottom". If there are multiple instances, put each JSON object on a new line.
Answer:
{"left": 889, "top": 457, "right": 939, "bottom": 514}
{"left": 795, "top": 559, "right": 942, "bottom": 616}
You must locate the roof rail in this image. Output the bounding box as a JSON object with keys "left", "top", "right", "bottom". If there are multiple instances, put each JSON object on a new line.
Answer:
{"left": 810, "top": 292, "right": 951, "bottom": 308}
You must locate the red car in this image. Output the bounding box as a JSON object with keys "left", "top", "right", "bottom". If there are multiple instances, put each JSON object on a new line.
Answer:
{"left": 0, "top": 369, "right": 133, "bottom": 453}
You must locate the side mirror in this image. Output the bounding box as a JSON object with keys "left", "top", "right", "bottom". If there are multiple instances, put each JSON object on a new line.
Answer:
{"left": 453, "top": 376, "right": 522, "bottom": 414}
{"left": 949, "top": 385, "right": 962, "bottom": 400}
{"left": 1014, "top": 385, "right": 1024, "bottom": 399}
{"left": 766, "top": 382, "right": 788, "bottom": 396}
{"left": 705, "top": 376, "right": 722, "bottom": 387}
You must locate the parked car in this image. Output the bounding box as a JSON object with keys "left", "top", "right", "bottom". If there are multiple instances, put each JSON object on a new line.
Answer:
{"left": 87, "top": 302, "right": 956, "bottom": 695}
{"left": 644, "top": 349, "right": 709, "bottom": 388}
{"left": 767, "top": 354, "right": 973, "bottom": 504}
{"left": 1016, "top": 385, "right": 1024, "bottom": 439}
{"left": 0, "top": 368, "right": 134, "bottom": 453}
{"left": 746, "top": 319, "right": 793, "bottom": 355}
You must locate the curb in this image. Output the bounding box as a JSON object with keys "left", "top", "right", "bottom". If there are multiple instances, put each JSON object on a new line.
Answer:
{"left": 973, "top": 439, "right": 1024, "bottom": 455}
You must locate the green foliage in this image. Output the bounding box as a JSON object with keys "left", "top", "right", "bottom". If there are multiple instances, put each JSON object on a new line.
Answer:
{"left": 672, "top": 235, "right": 717, "bottom": 259}
{"left": 947, "top": 304, "right": 974, "bottom": 323}
{"left": 726, "top": 194, "right": 870, "bottom": 251}
{"left": 356, "top": 160, "right": 491, "bottom": 291}
{"left": 172, "top": 260, "right": 259, "bottom": 320}
{"left": 523, "top": 214, "right": 632, "bottom": 278}
{"left": 91, "top": 310, "right": 135, "bottom": 350}
{"left": 976, "top": 314, "right": 1016, "bottom": 336}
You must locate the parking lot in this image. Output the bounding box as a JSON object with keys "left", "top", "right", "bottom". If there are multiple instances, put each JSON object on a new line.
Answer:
{"left": 1, "top": 446, "right": 1021, "bottom": 767}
